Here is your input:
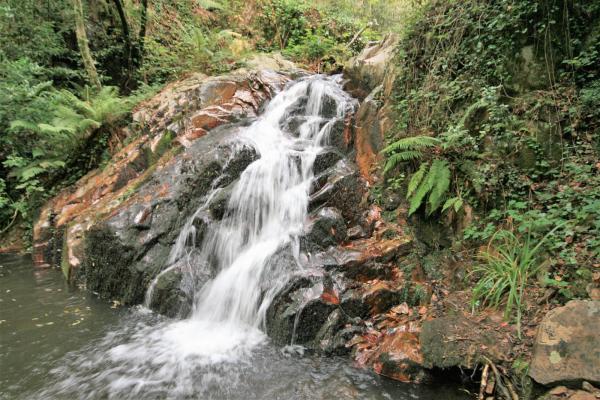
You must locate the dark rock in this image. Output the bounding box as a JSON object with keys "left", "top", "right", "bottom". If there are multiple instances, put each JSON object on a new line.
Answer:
{"left": 147, "top": 268, "right": 192, "bottom": 318}
{"left": 530, "top": 300, "right": 600, "bottom": 386}
{"left": 340, "top": 289, "right": 370, "bottom": 319}
{"left": 266, "top": 273, "right": 340, "bottom": 347}
{"left": 314, "top": 309, "right": 356, "bottom": 355}
{"left": 313, "top": 150, "right": 342, "bottom": 176}
{"left": 347, "top": 225, "right": 367, "bottom": 240}
{"left": 309, "top": 160, "right": 367, "bottom": 225}
{"left": 219, "top": 145, "right": 258, "bottom": 187}
{"left": 301, "top": 207, "right": 347, "bottom": 253}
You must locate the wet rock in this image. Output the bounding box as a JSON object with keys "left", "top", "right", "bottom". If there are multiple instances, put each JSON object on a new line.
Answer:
{"left": 266, "top": 274, "right": 340, "bottom": 347}
{"left": 147, "top": 268, "right": 192, "bottom": 318}
{"left": 371, "top": 331, "right": 427, "bottom": 383}
{"left": 362, "top": 281, "right": 407, "bottom": 314}
{"left": 307, "top": 235, "right": 412, "bottom": 281}
{"left": 314, "top": 309, "right": 363, "bottom": 355}
{"left": 340, "top": 289, "right": 370, "bottom": 319}
{"left": 219, "top": 145, "right": 259, "bottom": 187}
{"left": 309, "top": 159, "right": 367, "bottom": 225}
{"left": 313, "top": 150, "right": 342, "bottom": 176}
{"left": 346, "top": 225, "right": 367, "bottom": 240}
{"left": 81, "top": 224, "right": 142, "bottom": 304}
{"left": 207, "top": 182, "right": 236, "bottom": 221}
{"left": 33, "top": 67, "right": 292, "bottom": 285}
{"left": 530, "top": 300, "right": 600, "bottom": 386}
{"left": 301, "top": 207, "right": 347, "bottom": 252}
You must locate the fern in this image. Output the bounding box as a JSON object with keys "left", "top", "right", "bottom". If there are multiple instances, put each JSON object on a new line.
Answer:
{"left": 407, "top": 159, "right": 452, "bottom": 216}
{"left": 382, "top": 136, "right": 440, "bottom": 154}
{"left": 427, "top": 159, "right": 451, "bottom": 213}
{"left": 382, "top": 135, "right": 440, "bottom": 174}
{"left": 407, "top": 162, "right": 428, "bottom": 198}
{"left": 384, "top": 151, "right": 423, "bottom": 173}
{"left": 442, "top": 196, "right": 463, "bottom": 213}
{"left": 409, "top": 164, "right": 435, "bottom": 215}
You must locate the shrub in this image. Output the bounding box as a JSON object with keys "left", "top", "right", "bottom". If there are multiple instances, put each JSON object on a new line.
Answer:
{"left": 470, "top": 226, "right": 560, "bottom": 337}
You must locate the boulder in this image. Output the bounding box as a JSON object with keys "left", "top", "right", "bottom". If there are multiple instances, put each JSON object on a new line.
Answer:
{"left": 529, "top": 300, "right": 600, "bottom": 386}
{"left": 266, "top": 274, "right": 339, "bottom": 347}
{"left": 344, "top": 33, "right": 399, "bottom": 97}
{"left": 309, "top": 159, "right": 367, "bottom": 225}
{"left": 146, "top": 268, "right": 192, "bottom": 318}
{"left": 420, "top": 314, "right": 513, "bottom": 369}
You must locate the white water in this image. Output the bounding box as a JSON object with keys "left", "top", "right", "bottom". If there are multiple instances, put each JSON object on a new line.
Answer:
{"left": 36, "top": 75, "right": 356, "bottom": 399}
{"left": 166, "top": 74, "right": 354, "bottom": 351}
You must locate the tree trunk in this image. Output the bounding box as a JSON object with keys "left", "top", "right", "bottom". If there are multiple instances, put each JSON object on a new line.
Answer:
{"left": 137, "top": 0, "right": 148, "bottom": 64}
{"left": 73, "top": 0, "right": 101, "bottom": 89}
{"left": 112, "top": 0, "right": 132, "bottom": 68}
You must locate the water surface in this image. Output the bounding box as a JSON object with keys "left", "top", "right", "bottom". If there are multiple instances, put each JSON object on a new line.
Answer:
{"left": 0, "top": 256, "right": 470, "bottom": 399}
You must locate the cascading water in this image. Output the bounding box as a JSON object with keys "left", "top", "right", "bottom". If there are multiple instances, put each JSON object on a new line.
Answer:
{"left": 37, "top": 74, "right": 359, "bottom": 399}
{"left": 154, "top": 73, "right": 354, "bottom": 331}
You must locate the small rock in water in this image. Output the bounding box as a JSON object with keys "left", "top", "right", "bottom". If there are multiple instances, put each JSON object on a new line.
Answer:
{"left": 281, "top": 344, "right": 306, "bottom": 357}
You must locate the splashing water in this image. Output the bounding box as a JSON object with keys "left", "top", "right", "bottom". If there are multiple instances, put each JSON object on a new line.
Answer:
{"left": 37, "top": 75, "right": 357, "bottom": 399}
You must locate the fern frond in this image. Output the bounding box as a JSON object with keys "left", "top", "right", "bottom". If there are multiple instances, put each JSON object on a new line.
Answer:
{"left": 382, "top": 136, "right": 440, "bottom": 154}
{"left": 9, "top": 120, "right": 38, "bottom": 132}
{"left": 384, "top": 151, "right": 423, "bottom": 173}
{"left": 408, "top": 162, "right": 434, "bottom": 215}
{"left": 407, "top": 162, "right": 428, "bottom": 198}
{"left": 442, "top": 197, "right": 459, "bottom": 212}
{"left": 428, "top": 159, "right": 451, "bottom": 213}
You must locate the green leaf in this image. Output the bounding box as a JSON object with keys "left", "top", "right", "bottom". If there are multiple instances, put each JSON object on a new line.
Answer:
{"left": 382, "top": 136, "right": 440, "bottom": 154}
{"left": 383, "top": 151, "right": 423, "bottom": 173}
{"left": 442, "top": 197, "right": 459, "bottom": 212}
{"left": 407, "top": 162, "right": 428, "bottom": 198}
{"left": 428, "top": 159, "right": 451, "bottom": 213}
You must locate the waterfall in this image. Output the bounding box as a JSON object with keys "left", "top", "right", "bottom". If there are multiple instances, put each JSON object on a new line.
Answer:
{"left": 182, "top": 75, "right": 351, "bottom": 327}
{"left": 39, "top": 74, "right": 355, "bottom": 399}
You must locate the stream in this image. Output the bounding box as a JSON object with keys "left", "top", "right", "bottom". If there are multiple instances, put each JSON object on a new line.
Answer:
{"left": 1, "top": 75, "right": 470, "bottom": 399}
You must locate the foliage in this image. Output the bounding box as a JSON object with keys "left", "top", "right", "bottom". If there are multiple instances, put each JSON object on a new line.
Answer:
{"left": 405, "top": 160, "right": 451, "bottom": 216}
{"left": 470, "top": 226, "right": 559, "bottom": 337}
{"left": 0, "top": 59, "right": 132, "bottom": 231}
{"left": 382, "top": 135, "right": 439, "bottom": 172}
{"left": 258, "top": 0, "right": 367, "bottom": 69}
{"left": 381, "top": 0, "right": 600, "bottom": 301}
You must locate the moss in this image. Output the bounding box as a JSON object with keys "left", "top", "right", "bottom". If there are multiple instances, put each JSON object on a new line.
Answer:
{"left": 80, "top": 224, "right": 142, "bottom": 304}
{"left": 60, "top": 227, "right": 70, "bottom": 281}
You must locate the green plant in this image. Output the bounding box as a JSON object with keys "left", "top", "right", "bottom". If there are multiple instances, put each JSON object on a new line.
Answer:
{"left": 406, "top": 159, "right": 451, "bottom": 216}
{"left": 382, "top": 135, "right": 440, "bottom": 173}
{"left": 470, "top": 226, "right": 560, "bottom": 337}
{"left": 1, "top": 84, "right": 131, "bottom": 231}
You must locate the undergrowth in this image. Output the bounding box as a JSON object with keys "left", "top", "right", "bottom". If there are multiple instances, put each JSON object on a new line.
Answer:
{"left": 381, "top": 0, "right": 600, "bottom": 305}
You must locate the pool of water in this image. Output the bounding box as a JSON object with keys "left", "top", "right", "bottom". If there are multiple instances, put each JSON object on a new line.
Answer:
{"left": 0, "top": 254, "right": 470, "bottom": 400}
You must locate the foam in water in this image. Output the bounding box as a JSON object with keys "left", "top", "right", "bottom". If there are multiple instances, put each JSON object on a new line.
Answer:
{"left": 38, "top": 74, "right": 355, "bottom": 399}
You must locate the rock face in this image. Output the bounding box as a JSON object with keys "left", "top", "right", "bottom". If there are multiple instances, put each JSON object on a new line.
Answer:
{"left": 33, "top": 66, "right": 295, "bottom": 307}
{"left": 344, "top": 34, "right": 399, "bottom": 183}
{"left": 529, "top": 300, "right": 600, "bottom": 386}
